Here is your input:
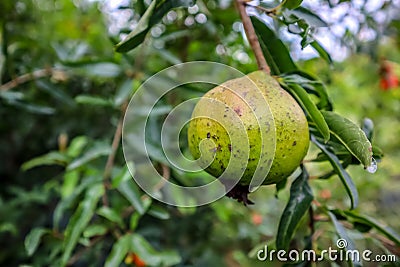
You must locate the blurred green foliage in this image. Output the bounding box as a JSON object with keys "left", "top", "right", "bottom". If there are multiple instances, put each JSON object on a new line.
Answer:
{"left": 0, "top": 0, "right": 399, "bottom": 266}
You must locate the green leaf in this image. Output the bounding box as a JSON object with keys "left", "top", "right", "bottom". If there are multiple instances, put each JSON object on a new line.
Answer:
{"left": 312, "top": 135, "right": 359, "bottom": 209}
{"left": 61, "top": 170, "right": 79, "bottom": 198}
{"left": 148, "top": 205, "right": 170, "bottom": 220}
{"left": 283, "top": 0, "right": 303, "bottom": 9}
{"left": 115, "top": 0, "right": 195, "bottom": 52}
{"left": 129, "top": 213, "right": 140, "bottom": 230}
{"left": 104, "top": 233, "right": 132, "bottom": 267}
{"left": 0, "top": 222, "right": 18, "bottom": 236}
{"left": 21, "top": 151, "right": 69, "bottom": 171}
{"left": 75, "top": 95, "right": 114, "bottom": 107}
{"left": 97, "top": 206, "right": 124, "bottom": 228}
{"left": 372, "top": 145, "right": 384, "bottom": 160}
{"left": 290, "top": 7, "right": 328, "bottom": 28}
{"left": 72, "top": 62, "right": 122, "bottom": 78}
{"left": 6, "top": 100, "right": 56, "bottom": 115}
{"left": 67, "top": 144, "right": 111, "bottom": 171}
{"left": 285, "top": 83, "right": 330, "bottom": 142}
{"left": 339, "top": 210, "right": 400, "bottom": 247}
{"left": 0, "top": 91, "right": 24, "bottom": 101}
{"left": 61, "top": 183, "right": 104, "bottom": 266}
{"left": 53, "top": 176, "right": 101, "bottom": 231}
{"left": 251, "top": 16, "right": 297, "bottom": 75}
{"left": 117, "top": 179, "right": 146, "bottom": 215}
{"left": 328, "top": 211, "right": 361, "bottom": 267}
{"left": 24, "top": 227, "right": 49, "bottom": 256}
{"left": 281, "top": 71, "right": 333, "bottom": 110}
{"left": 321, "top": 111, "right": 373, "bottom": 168}
{"left": 115, "top": 0, "right": 157, "bottom": 52}
{"left": 83, "top": 224, "right": 108, "bottom": 238}
{"left": 310, "top": 40, "right": 333, "bottom": 64}
{"left": 131, "top": 233, "right": 181, "bottom": 266}
{"left": 276, "top": 167, "right": 313, "bottom": 250}
{"left": 66, "top": 136, "right": 88, "bottom": 157}
{"left": 112, "top": 163, "right": 135, "bottom": 188}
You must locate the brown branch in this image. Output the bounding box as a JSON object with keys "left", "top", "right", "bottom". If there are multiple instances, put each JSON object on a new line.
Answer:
{"left": 152, "top": 163, "right": 170, "bottom": 192}
{"left": 235, "top": 0, "right": 270, "bottom": 74}
{"left": 0, "top": 68, "right": 67, "bottom": 91}
{"left": 102, "top": 102, "right": 128, "bottom": 206}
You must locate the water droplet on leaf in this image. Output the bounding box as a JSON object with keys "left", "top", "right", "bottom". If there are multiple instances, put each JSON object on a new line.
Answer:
{"left": 366, "top": 157, "right": 377, "bottom": 174}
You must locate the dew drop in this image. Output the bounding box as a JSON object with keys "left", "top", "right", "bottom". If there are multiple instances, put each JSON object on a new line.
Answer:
{"left": 365, "top": 157, "right": 377, "bottom": 174}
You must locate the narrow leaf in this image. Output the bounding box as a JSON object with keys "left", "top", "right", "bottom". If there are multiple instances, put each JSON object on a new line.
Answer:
{"left": 61, "top": 183, "right": 104, "bottom": 266}
{"left": 310, "top": 40, "right": 333, "bottom": 64}
{"left": 328, "top": 211, "right": 362, "bottom": 267}
{"left": 97, "top": 206, "right": 124, "bottom": 227}
{"left": 104, "top": 233, "right": 133, "bottom": 267}
{"left": 115, "top": 0, "right": 195, "bottom": 52}
{"left": 21, "top": 151, "right": 69, "bottom": 171}
{"left": 117, "top": 179, "right": 146, "bottom": 215}
{"left": 312, "top": 135, "right": 359, "bottom": 209}
{"left": 148, "top": 205, "right": 170, "bottom": 220}
{"left": 283, "top": 0, "right": 303, "bottom": 9}
{"left": 25, "top": 227, "right": 49, "bottom": 256}
{"left": 67, "top": 144, "right": 111, "bottom": 171}
{"left": 285, "top": 83, "right": 330, "bottom": 142}
{"left": 281, "top": 71, "right": 333, "bottom": 110}
{"left": 75, "top": 95, "right": 113, "bottom": 107}
{"left": 276, "top": 167, "right": 313, "bottom": 250}
{"left": 115, "top": 0, "right": 157, "bottom": 52}
{"left": 290, "top": 7, "right": 328, "bottom": 28}
{"left": 131, "top": 233, "right": 181, "bottom": 266}
{"left": 251, "top": 16, "right": 297, "bottom": 75}
{"left": 321, "top": 111, "right": 372, "bottom": 168}
{"left": 341, "top": 210, "right": 400, "bottom": 247}
{"left": 83, "top": 224, "right": 108, "bottom": 238}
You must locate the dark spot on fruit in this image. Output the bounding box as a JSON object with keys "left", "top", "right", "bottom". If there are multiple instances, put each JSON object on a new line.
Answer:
{"left": 217, "top": 145, "right": 222, "bottom": 152}
{"left": 207, "top": 132, "right": 211, "bottom": 138}
{"left": 228, "top": 144, "right": 232, "bottom": 151}
{"left": 292, "top": 141, "right": 297, "bottom": 146}
{"left": 224, "top": 114, "right": 227, "bottom": 117}
{"left": 234, "top": 107, "right": 243, "bottom": 116}
{"left": 207, "top": 122, "right": 210, "bottom": 126}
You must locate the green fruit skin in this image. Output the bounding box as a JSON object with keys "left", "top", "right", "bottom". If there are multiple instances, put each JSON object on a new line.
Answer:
{"left": 188, "top": 71, "right": 309, "bottom": 185}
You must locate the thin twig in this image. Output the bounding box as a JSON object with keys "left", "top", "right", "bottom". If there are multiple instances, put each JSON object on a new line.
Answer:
{"left": 235, "top": 0, "right": 270, "bottom": 74}
{"left": 152, "top": 163, "right": 170, "bottom": 192}
{"left": 309, "top": 206, "right": 315, "bottom": 234}
{"left": 246, "top": 4, "right": 276, "bottom": 15}
{"left": 0, "top": 68, "right": 66, "bottom": 91}
{"left": 102, "top": 102, "right": 128, "bottom": 206}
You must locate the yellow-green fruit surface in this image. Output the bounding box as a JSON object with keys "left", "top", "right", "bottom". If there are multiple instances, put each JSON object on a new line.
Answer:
{"left": 188, "top": 71, "right": 309, "bottom": 185}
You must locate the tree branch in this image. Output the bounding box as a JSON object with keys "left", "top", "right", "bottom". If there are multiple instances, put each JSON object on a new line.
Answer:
{"left": 235, "top": 0, "right": 270, "bottom": 74}
{"left": 0, "top": 68, "right": 67, "bottom": 91}
{"left": 102, "top": 102, "right": 128, "bottom": 206}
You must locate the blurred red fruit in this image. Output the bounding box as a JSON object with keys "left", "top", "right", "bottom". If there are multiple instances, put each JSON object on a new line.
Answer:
{"left": 252, "top": 213, "right": 263, "bottom": 225}
{"left": 379, "top": 60, "right": 399, "bottom": 90}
